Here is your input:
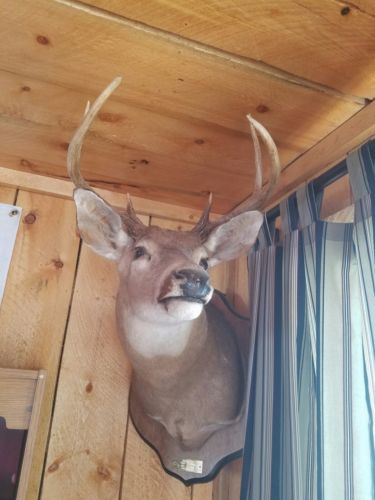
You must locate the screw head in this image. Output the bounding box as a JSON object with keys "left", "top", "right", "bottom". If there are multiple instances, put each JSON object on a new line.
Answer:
{"left": 9, "top": 209, "right": 19, "bottom": 217}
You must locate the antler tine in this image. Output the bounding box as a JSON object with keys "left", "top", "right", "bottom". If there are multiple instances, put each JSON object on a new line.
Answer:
{"left": 192, "top": 192, "right": 213, "bottom": 234}
{"left": 192, "top": 115, "right": 280, "bottom": 241}
{"left": 67, "top": 76, "right": 122, "bottom": 189}
{"left": 246, "top": 115, "right": 280, "bottom": 208}
{"left": 224, "top": 115, "right": 280, "bottom": 217}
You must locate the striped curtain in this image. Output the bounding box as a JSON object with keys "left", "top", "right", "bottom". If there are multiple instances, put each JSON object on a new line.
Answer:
{"left": 241, "top": 141, "right": 375, "bottom": 500}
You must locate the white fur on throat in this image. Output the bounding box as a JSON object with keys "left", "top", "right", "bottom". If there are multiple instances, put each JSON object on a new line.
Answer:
{"left": 124, "top": 312, "right": 206, "bottom": 359}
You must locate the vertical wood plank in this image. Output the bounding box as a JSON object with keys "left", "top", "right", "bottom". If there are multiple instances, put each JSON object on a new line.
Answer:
{"left": 122, "top": 420, "right": 191, "bottom": 500}
{"left": 17, "top": 370, "right": 47, "bottom": 500}
{"left": 192, "top": 481, "right": 213, "bottom": 500}
{"left": 120, "top": 215, "right": 191, "bottom": 500}
{"left": 212, "top": 255, "right": 249, "bottom": 500}
{"left": 147, "top": 217, "right": 249, "bottom": 500}
{"left": 41, "top": 245, "right": 131, "bottom": 499}
{"left": 0, "top": 190, "right": 80, "bottom": 498}
{"left": 0, "top": 185, "right": 17, "bottom": 205}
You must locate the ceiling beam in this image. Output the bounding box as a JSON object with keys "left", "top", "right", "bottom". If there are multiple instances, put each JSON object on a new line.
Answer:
{"left": 55, "top": 0, "right": 364, "bottom": 104}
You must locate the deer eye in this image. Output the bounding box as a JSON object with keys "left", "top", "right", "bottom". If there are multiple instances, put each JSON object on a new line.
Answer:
{"left": 133, "top": 246, "right": 148, "bottom": 260}
{"left": 199, "top": 258, "right": 209, "bottom": 270}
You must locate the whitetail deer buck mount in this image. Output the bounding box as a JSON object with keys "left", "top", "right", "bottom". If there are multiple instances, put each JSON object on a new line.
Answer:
{"left": 67, "top": 78, "right": 280, "bottom": 483}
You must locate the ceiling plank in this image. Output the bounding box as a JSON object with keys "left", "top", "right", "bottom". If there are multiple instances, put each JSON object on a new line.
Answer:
{"left": 0, "top": 0, "right": 361, "bottom": 137}
{"left": 79, "top": 0, "right": 375, "bottom": 98}
{"left": 0, "top": 115, "right": 259, "bottom": 212}
{"left": 0, "top": 0, "right": 365, "bottom": 210}
{"left": 0, "top": 70, "right": 302, "bottom": 176}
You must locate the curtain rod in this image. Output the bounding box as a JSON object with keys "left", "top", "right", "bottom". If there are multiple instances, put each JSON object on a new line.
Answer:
{"left": 266, "top": 158, "right": 348, "bottom": 223}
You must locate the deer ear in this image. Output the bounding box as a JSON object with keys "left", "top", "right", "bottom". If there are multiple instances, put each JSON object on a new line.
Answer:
{"left": 73, "top": 189, "right": 131, "bottom": 260}
{"left": 203, "top": 211, "right": 263, "bottom": 266}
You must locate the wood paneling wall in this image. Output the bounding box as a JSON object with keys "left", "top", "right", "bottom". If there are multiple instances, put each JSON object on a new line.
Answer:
{"left": 0, "top": 183, "right": 248, "bottom": 499}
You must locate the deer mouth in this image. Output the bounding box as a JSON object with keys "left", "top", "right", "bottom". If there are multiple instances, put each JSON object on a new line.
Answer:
{"left": 158, "top": 295, "right": 206, "bottom": 305}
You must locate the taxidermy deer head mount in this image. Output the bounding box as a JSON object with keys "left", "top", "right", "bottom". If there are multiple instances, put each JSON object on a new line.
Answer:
{"left": 67, "top": 77, "right": 280, "bottom": 483}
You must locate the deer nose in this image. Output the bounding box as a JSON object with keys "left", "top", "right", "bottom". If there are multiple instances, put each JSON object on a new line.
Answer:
{"left": 173, "top": 269, "right": 211, "bottom": 299}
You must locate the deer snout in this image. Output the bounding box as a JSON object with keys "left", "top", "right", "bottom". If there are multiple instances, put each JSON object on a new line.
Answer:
{"left": 173, "top": 269, "right": 211, "bottom": 300}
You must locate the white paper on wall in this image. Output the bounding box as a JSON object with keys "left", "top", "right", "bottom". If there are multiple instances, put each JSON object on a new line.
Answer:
{"left": 0, "top": 203, "right": 22, "bottom": 305}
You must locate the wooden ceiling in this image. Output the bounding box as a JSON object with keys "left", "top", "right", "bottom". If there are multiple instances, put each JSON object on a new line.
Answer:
{"left": 0, "top": 0, "right": 374, "bottom": 213}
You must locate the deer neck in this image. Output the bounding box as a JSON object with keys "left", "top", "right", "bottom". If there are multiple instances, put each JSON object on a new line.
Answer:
{"left": 116, "top": 302, "right": 209, "bottom": 373}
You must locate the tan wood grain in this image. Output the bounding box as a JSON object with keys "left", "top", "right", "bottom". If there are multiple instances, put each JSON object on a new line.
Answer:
{"left": 17, "top": 370, "right": 47, "bottom": 500}
{"left": 0, "top": 166, "right": 219, "bottom": 222}
{"left": 41, "top": 244, "right": 130, "bottom": 499}
{"left": 0, "top": 1, "right": 364, "bottom": 212}
{"left": 354, "top": 0, "right": 375, "bottom": 16}
{"left": 0, "top": 376, "right": 36, "bottom": 429}
{"left": 0, "top": 368, "right": 46, "bottom": 500}
{"left": 0, "top": 0, "right": 361, "bottom": 131}
{"left": 121, "top": 420, "right": 192, "bottom": 500}
{"left": 0, "top": 190, "right": 80, "bottom": 498}
{"left": 81, "top": 0, "right": 375, "bottom": 98}
{"left": 0, "top": 116, "right": 250, "bottom": 214}
{"left": 0, "top": 69, "right": 296, "bottom": 184}
{"left": 0, "top": 185, "right": 17, "bottom": 204}
{"left": 150, "top": 217, "right": 194, "bottom": 231}
{"left": 0, "top": 368, "right": 40, "bottom": 380}
{"left": 192, "top": 481, "right": 214, "bottom": 500}
{"left": 0, "top": 66, "right": 361, "bottom": 213}
{"left": 320, "top": 175, "right": 352, "bottom": 219}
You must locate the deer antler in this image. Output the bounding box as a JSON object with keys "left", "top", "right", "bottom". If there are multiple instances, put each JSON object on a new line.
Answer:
{"left": 68, "top": 78, "right": 280, "bottom": 242}
{"left": 67, "top": 77, "right": 147, "bottom": 237}
{"left": 68, "top": 77, "right": 122, "bottom": 188}
{"left": 192, "top": 115, "right": 280, "bottom": 240}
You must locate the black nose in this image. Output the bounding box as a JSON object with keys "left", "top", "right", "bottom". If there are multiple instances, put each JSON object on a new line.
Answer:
{"left": 173, "top": 269, "right": 211, "bottom": 299}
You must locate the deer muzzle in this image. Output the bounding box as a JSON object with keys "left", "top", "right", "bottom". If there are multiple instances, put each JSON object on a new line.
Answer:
{"left": 158, "top": 269, "right": 212, "bottom": 304}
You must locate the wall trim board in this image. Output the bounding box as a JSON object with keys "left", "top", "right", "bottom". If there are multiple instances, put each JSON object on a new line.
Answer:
{"left": 0, "top": 166, "right": 220, "bottom": 224}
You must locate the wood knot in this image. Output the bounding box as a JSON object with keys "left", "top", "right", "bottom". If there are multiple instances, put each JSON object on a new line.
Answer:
{"left": 85, "top": 382, "right": 93, "bottom": 393}
{"left": 98, "top": 111, "right": 123, "bottom": 123}
{"left": 24, "top": 213, "right": 36, "bottom": 224}
{"left": 340, "top": 6, "right": 351, "bottom": 15}
{"left": 97, "top": 465, "right": 111, "bottom": 480}
{"left": 52, "top": 259, "right": 64, "bottom": 269}
{"left": 195, "top": 139, "right": 205, "bottom": 145}
{"left": 256, "top": 104, "right": 269, "bottom": 113}
{"left": 21, "top": 85, "right": 31, "bottom": 92}
{"left": 20, "top": 158, "right": 32, "bottom": 168}
{"left": 129, "top": 159, "right": 149, "bottom": 168}
{"left": 48, "top": 461, "right": 59, "bottom": 473}
{"left": 36, "top": 35, "right": 50, "bottom": 45}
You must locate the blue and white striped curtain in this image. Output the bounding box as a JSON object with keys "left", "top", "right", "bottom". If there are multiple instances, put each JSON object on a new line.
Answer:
{"left": 241, "top": 140, "right": 375, "bottom": 500}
